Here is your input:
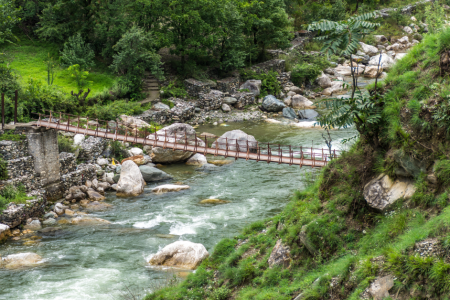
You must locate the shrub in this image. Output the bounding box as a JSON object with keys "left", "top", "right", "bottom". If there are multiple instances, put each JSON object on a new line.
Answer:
{"left": 84, "top": 100, "right": 149, "bottom": 120}
{"left": 0, "top": 184, "right": 31, "bottom": 210}
{"left": 109, "top": 140, "right": 128, "bottom": 161}
{"left": 0, "top": 64, "right": 20, "bottom": 97}
{"left": 161, "top": 81, "right": 188, "bottom": 99}
{"left": 211, "top": 286, "right": 231, "bottom": 300}
{"left": 58, "top": 134, "right": 77, "bottom": 154}
{"left": 0, "top": 132, "right": 26, "bottom": 141}
{"left": 435, "top": 160, "right": 450, "bottom": 186}
{"left": 239, "top": 70, "right": 281, "bottom": 97}
{"left": 60, "top": 33, "right": 95, "bottom": 69}
{"left": 291, "top": 63, "right": 322, "bottom": 87}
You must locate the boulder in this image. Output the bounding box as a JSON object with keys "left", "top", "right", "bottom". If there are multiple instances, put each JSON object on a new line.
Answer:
{"left": 397, "top": 36, "right": 409, "bottom": 44}
{"left": 152, "top": 102, "right": 171, "bottom": 111}
{"left": 87, "top": 189, "right": 106, "bottom": 201}
{"left": 298, "top": 109, "right": 319, "bottom": 120}
{"left": 268, "top": 239, "right": 291, "bottom": 268}
{"left": 364, "top": 66, "right": 384, "bottom": 78}
{"left": 147, "top": 123, "right": 205, "bottom": 163}
{"left": 43, "top": 218, "right": 56, "bottom": 226}
{"left": 261, "top": 95, "right": 286, "bottom": 112}
{"left": 239, "top": 79, "right": 262, "bottom": 96}
{"left": 374, "top": 35, "right": 387, "bottom": 43}
{"left": 283, "top": 96, "right": 292, "bottom": 106}
{"left": 0, "top": 224, "right": 10, "bottom": 242}
{"left": 97, "top": 158, "right": 108, "bottom": 166}
{"left": 73, "top": 134, "right": 85, "bottom": 146}
{"left": 333, "top": 64, "right": 364, "bottom": 76}
{"left": 368, "top": 54, "right": 395, "bottom": 70}
{"left": 289, "top": 86, "right": 303, "bottom": 94}
{"left": 403, "top": 26, "right": 413, "bottom": 34}
{"left": 139, "top": 165, "right": 172, "bottom": 182}
{"left": 152, "top": 184, "right": 190, "bottom": 194}
{"left": 282, "top": 107, "right": 298, "bottom": 119}
{"left": 80, "top": 200, "right": 90, "bottom": 207}
{"left": 211, "top": 130, "right": 258, "bottom": 152}
{"left": 116, "top": 160, "right": 146, "bottom": 197}
{"left": 78, "top": 136, "right": 107, "bottom": 162}
{"left": 186, "top": 153, "right": 208, "bottom": 166}
{"left": 65, "top": 209, "right": 75, "bottom": 217}
{"left": 120, "top": 115, "right": 152, "bottom": 128}
{"left": 199, "top": 199, "right": 230, "bottom": 204}
{"left": 0, "top": 253, "right": 43, "bottom": 269}
{"left": 70, "top": 216, "right": 111, "bottom": 225}
{"left": 222, "top": 103, "right": 231, "bottom": 112}
{"left": 394, "top": 151, "right": 426, "bottom": 178}
{"left": 148, "top": 241, "right": 209, "bottom": 270}
{"left": 24, "top": 219, "right": 42, "bottom": 231}
{"left": 85, "top": 201, "right": 113, "bottom": 212}
{"left": 54, "top": 203, "right": 68, "bottom": 215}
{"left": 363, "top": 174, "right": 416, "bottom": 211}
{"left": 316, "top": 73, "right": 332, "bottom": 89}
{"left": 368, "top": 275, "right": 394, "bottom": 300}
{"left": 359, "top": 42, "right": 379, "bottom": 56}
{"left": 299, "top": 224, "right": 318, "bottom": 256}
{"left": 121, "top": 155, "right": 146, "bottom": 166}
{"left": 291, "top": 95, "right": 314, "bottom": 109}
{"left": 129, "top": 147, "right": 144, "bottom": 156}
{"left": 223, "top": 97, "right": 238, "bottom": 105}
{"left": 105, "top": 172, "right": 115, "bottom": 184}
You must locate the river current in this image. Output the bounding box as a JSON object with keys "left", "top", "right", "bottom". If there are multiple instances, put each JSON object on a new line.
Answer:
{"left": 0, "top": 119, "right": 355, "bottom": 300}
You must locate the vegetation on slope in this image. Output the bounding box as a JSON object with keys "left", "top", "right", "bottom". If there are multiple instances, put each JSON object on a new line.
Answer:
{"left": 144, "top": 27, "right": 450, "bottom": 300}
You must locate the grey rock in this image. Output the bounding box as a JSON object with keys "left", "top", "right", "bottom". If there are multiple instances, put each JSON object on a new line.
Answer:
{"left": 223, "top": 97, "right": 238, "bottom": 105}
{"left": 153, "top": 102, "right": 171, "bottom": 111}
{"left": 222, "top": 103, "right": 231, "bottom": 112}
{"left": 116, "top": 160, "right": 146, "bottom": 197}
{"left": 239, "top": 79, "right": 262, "bottom": 96}
{"left": 139, "top": 165, "right": 172, "bottom": 182}
{"left": 282, "top": 107, "right": 298, "bottom": 119}
{"left": 267, "top": 239, "right": 290, "bottom": 268}
{"left": 368, "top": 275, "right": 394, "bottom": 300}
{"left": 299, "top": 223, "right": 318, "bottom": 256}
{"left": 394, "top": 151, "right": 427, "bottom": 178}
{"left": 298, "top": 109, "right": 319, "bottom": 120}
{"left": 261, "top": 95, "right": 286, "bottom": 112}
{"left": 211, "top": 130, "right": 258, "bottom": 152}
{"left": 43, "top": 218, "right": 57, "bottom": 225}
{"left": 113, "top": 174, "right": 120, "bottom": 183}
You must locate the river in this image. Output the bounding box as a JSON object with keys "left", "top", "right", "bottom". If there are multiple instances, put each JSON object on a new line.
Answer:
{"left": 0, "top": 117, "right": 356, "bottom": 299}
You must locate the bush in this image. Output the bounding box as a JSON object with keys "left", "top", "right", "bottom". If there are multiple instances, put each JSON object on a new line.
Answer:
{"left": 0, "top": 64, "right": 20, "bottom": 97}
{"left": 58, "top": 134, "right": 77, "bottom": 154}
{"left": 60, "top": 33, "right": 95, "bottom": 69}
{"left": 84, "top": 100, "right": 149, "bottom": 120}
{"left": 0, "top": 184, "right": 32, "bottom": 210}
{"left": 291, "top": 63, "right": 322, "bottom": 87}
{"left": 0, "top": 132, "right": 26, "bottom": 141}
{"left": 161, "top": 81, "right": 188, "bottom": 99}
{"left": 239, "top": 70, "right": 281, "bottom": 97}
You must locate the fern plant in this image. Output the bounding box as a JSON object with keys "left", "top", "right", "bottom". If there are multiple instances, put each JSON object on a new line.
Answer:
{"left": 307, "top": 13, "right": 380, "bottom": 56}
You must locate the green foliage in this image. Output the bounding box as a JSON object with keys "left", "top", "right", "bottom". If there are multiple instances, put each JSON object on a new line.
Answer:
{"left": 84, "top": 100, "right": 149, "bottom": 121}
{"left": 291, "top": 63, "right": 322, "bottom": 86}
{"left": 434, "top": 160, "right": 450, "bottom": 186}
{"left": 0, "top": 64, "right": 20, "bottom": 97}
{"left": 0, "top": 156, "right": 7, "bottom": 180}
{"left": 0, "top": 132, "right": 26, "bottom": 141}
{"left": 67, "top": 64, "right": 90, "bottom": 89}
{"left": 45, "top": 54, "right": 58, "bottom": 86}
{"left": 58, "top": 134, "right": 77, "bottom": 154}
{"left": 211, "top": 239, "right": 237, "bottom": 264}
{"left": 110, "top": 26, "right": 163, "bottom": 94}
{"left": 210, "top": 286, "right": 231, "bottom": 300}
{"left": 60, "top": 33, "right": 95, "bottom": 69}
{"left": 239, "top": 70, "right": 281, "bottom": 97}
{"left": 308, "top": 13, "right": 380, "bottom": 56}
{"left": 0, "top": 184, "right": 32, "bottom": 210}
{"left": 0, "top": 0, "right": 20, "bottom": 45}
{"left": 425, "top": 0, "right": 446, "bottom": 34}
{"left": 109, "top": 140, "right": 127, "bottom": 161}
{"left": 161, "top": 81, "right": 188, "bottom": 99}
{"left": 411, "top": 174, "right": 435, "bottom": 208}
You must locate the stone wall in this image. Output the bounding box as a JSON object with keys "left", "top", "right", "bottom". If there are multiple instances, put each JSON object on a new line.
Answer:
{"left": 0, "top": 140, "right": 28, "bottom": 160}
{"left": 251, "top": 59, "right": 286, "bottom": 74}
{"left": 59, "top": 152, "right": 77, "bottom": 175}
{"left": 0, "top": 174, "right": 42, "bottom": 193}
{"left": 78, "top": 136, "right": 107, "bottom": 163}
{"left": 5, "top": 156, "right": 35, "bottom": 178}
{"left": 217, "top": 77, "right": 239, "bottom": 94}
{"left": 231, "top": 92, "right": 256, "bottom": 109}
{"left": 139, "top": 100, "right": 195, "bottom": 124}
{"left": 60, "top": 163, "right": 97, "bottom": 191}
{"left": 184, "top": 79, "right": 211, "bottom": 98}
{"left": 277, "top": 72, "right": 292, "bottom": 88}
{"left": 0, "top": 197, "right": 46, "bottom": 228}
{"left": 198, "top": 90, "right": 224, "bottom": 111}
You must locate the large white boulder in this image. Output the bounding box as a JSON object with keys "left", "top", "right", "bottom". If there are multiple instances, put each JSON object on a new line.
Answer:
{"left": 129, "top": 147, "right": 144, "bottom": 156}
{"left": 359, "top": 42, "right": 379, "bottom": 56}
{"left": 291, "top": 95, "right": 314, "bottom": 109}
{"left": 120, "top": 115, "right": 151, "bottom": 129}
{"left": 364, "top": 66, "right": 384, "bottom": 78}
{"left": 369, "top": 54, "right": 395, "bottom": 70}
{"left": 147, "top": 123, "right": 205, "bottom": 163}
{"left": 148, "top": 241, "right": 209, "bottom": 270}
{"left": 322, "top": 80, "right": 345, "bottom": 96}
{"left": 73, "top": 134, "right": 85, "bottom": 146}
{"left": 1, "top": 253, "right": 43, "bottom": 269}
{"left": 316, "top": 73, "right": 332, "bottom": 89}
{"left": 211, "top": 130, "right": 258, "bottom": 152}
{"left": 116, "top": 160, "right": 146, "bottom": 197}
{"left": 363, "top": 174, "right": 416, "bottom": 211}
{"left": 186, "top": 153, "right": 208, "bottom": 166}
{"left": 333, "top": 64, "right": 365, "bottom": 76}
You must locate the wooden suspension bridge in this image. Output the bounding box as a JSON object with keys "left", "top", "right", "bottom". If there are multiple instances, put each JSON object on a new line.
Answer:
{"left": 8, "top": 109, "right": 340, "bottom": 168}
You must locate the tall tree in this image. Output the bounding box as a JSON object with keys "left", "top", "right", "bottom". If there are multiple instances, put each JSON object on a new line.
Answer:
{"left": 0, "top": 0, "right": 21, "bottom": 44}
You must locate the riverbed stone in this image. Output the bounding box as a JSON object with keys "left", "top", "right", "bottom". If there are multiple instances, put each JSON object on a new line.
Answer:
{"left": 261, "top": 95, "right": 286, "bottom": 112}
{"left": 186, "top": 153, "right": 208, "bottom": 166}
{"left": 85, "top": 201, "right": 113, "bottom": 212}
{"left": 211, "top": 130, "right": 258, "bottom": 153}
{"left": 149, "top": 241, "right": 209, "bottom": 270}
{"left": 152, "top": 184, "right": 190, "bottom": 193}
{"left": 363, "top": 174, "right": 416, "bottom": 211}
{"left": 71, "top": 216, "right": 111, "bottom": 225}
{"left": 291, "top": 95, "right": 314, "bottom": 109}
{"left": 223, "top": 97, "right": 238, "bottom": 105}
{"left": 139, "top": 165, "right": 172, "bottom": 182}
{"left": 116, "top": 161, "right": 146, "bottom": 197}
{"left": 298, "top": 109, "right": 319, "bottom": 120}
{"left": 121, "top": 155, "right": 146, "bottom": 166}
{"left": 24, "top": 219, "right": 42, "bottom": 231}
{"left": 359, "top": 42, "right": 379, "bottom": 56}
{"left": 0, "top": 252, "right": 43, "bottom": 269}
{"left": 199, "top": 199, "right": 230, "bottom": 204}
{"left": 0, "top": 224, "right": 11, "bottom": 242}
{"left": 43, "top": 218, "right": 56, "bottom": 225}
{"left": 282, "top": 107, "right": 298, "bottom": 119}
{"left": 87, "top": 189, "right": 106, "bottom": 201}
{"left": 268, "top": 239, "right": 291, "bottom": 268}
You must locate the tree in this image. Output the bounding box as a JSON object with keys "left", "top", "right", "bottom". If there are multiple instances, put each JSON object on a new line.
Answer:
{"left": 0, "top": 0, "right": 21, "bottom": 44}
{"left": 110, "top": 26, "right": 163, "bottom": 92}
{"left": 60, "top": 33, "right": 95, "bottom": 69}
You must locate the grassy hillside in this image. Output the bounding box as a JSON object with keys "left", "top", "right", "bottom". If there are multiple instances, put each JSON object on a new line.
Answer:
{"left": 3, "top": 36, "right": 117, "bottom": 96}
{"left": 144, "top": 28, "right": 450, "bottom": 300}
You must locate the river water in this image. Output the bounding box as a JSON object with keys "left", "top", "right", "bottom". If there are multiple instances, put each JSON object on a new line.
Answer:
{"left": 0, "top": 117, "right": 356, "bottom": 299}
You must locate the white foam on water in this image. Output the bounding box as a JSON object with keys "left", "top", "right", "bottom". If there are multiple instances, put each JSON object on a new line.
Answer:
{"left": 133, "top": 215, "right": 173, "bottom": 229}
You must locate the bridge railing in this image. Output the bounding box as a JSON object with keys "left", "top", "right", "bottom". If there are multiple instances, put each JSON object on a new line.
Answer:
{"left": 36, "top": 111, "right": 340, "bottom": 166}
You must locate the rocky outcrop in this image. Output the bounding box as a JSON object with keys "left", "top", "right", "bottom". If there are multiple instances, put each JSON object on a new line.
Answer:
{"left": 0, "top": 197, "right": 46, "bottom": 228}
{"left": 268, "top": 239, "right": 291, "bottom": 268}
{"left": 152, "top": 184, "right": 190, "bottom": 194}
{"left": 78, "top": 136, "right": 107, "bottom": 162}
{"left": 116, "top": 161, "right": 146, "bottom": 197}
{"left": 261, "top": 95, "right": 286, "bottom": 112}
{"left": 363, "top": 174, "right": 416, "bottom": 211}
{"left": 0, "top": 252, "right": 43, "bottom": 269}
{"left": 211, "top": 130, "right": 258, "bottom": 152}
{"left": 148, "top": 241, "right": 209, "bottom": 270}
{"left": 139, "top": 165, "right": 172, "bottom": 182}
{"left": 368, "top": 275, "right": 394, "bottom": 300}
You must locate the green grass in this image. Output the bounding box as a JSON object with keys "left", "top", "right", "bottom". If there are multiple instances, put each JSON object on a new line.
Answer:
{"left": 2, "top": 36, "right": 117, "bottom": 96}
{"left": 0, "top": 184, "right": 33, "bottom": 210}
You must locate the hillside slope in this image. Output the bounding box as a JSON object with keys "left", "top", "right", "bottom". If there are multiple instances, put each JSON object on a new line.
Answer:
{"left": 144, "top": 28, "right": 450, "bottom": 300}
